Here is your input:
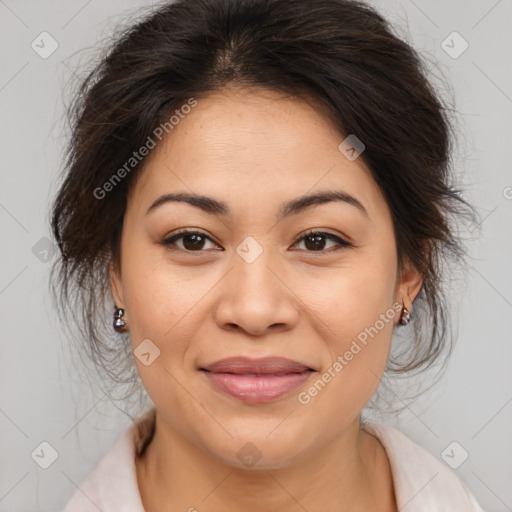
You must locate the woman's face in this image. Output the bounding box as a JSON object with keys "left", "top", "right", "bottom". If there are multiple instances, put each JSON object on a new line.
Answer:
{"left": 111, "top": 86, "right": 422, "bottom": 468}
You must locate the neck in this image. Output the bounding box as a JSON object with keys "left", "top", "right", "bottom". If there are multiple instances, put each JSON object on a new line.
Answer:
{"left": 135, "top": 411, "right": 396, "bottom": 512}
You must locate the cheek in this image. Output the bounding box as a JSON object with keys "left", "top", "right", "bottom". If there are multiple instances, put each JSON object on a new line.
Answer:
{"left": 301, "top": 236, "right": 398, "bottom": 404}
{"left": 120, "top": 247, "right": 202, "bottom": 414}
{"left": 300, "top": 234, "right": 398, "bottom": 339}
{"left": 296, "top": 276, "right": 398, "bottom": 422}
{"left": 121, "top": 234, "right": 197, "bottom": 335}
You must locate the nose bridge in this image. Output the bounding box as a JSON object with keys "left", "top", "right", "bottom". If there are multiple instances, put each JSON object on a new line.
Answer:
{"left": 232, "top": 234, "right": 281, "bottom": 300}
{"left": 214, "top": 235, "right": 299, "bottom": 334}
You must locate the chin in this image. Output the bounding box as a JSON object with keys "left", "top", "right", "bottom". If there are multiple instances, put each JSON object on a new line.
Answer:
{"left": 202, "top": 426, "right": 308, "bottom": 470}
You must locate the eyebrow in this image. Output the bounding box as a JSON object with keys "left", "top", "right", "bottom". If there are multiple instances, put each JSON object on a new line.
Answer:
{"left": 146, "top": 189, "right": 368, "bottom": 220}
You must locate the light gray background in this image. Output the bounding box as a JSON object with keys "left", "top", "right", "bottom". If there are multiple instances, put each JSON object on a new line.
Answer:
{"left": 0, "top": 0, "right": 511, "bottom": 511}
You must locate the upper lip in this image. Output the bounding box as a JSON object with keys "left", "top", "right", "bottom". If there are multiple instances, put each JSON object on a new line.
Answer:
{"left": 200, "top": 357, "right": 314, "bottom": 374}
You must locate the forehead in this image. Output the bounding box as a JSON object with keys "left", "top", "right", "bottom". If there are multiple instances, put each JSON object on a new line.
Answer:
{"left": 128, "top": 86, "right": 388, "bottom": 221}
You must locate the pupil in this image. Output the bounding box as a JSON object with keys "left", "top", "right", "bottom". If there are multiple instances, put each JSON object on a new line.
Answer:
{"left": 305, "top": 234, "right": 325, "bottom": 251}
{"left": 184, "top": 234, "right": 204, "bottom": 250}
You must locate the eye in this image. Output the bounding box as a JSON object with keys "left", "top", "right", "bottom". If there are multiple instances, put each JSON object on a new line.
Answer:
{"left": 292, "top": 229, "right": 352, "bottom": 252}
{"left": 161, "top": 228, "right": 352, "bottom": 253}
{"left": 161, "top": 229, "right": 221, "bottom": 252}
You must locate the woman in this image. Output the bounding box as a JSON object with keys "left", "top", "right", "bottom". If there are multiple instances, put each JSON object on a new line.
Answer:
{"left": 51, "top": 0, "right": 485, "bottom": 510}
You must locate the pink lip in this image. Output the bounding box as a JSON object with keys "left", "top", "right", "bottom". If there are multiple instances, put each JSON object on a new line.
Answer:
{"left": 200, "top": 357, "right": 315, "bottom": 403}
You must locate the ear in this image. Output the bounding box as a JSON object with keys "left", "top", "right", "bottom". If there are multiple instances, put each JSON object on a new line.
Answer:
{"left": 395, "top": 258, "right": 423, "bottom": 313}
{"left": 109, "top": 258, "right": 125, "bottom": 309}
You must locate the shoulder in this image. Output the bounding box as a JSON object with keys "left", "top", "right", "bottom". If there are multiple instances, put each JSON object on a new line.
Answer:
{"left": 362, "top": 421, "right": 486, "bottom": 512}
{"left": 62, "top": 408, "right": 156, "bottom": 512}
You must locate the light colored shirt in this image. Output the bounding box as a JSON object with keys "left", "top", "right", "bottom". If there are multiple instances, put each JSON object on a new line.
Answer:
{"left": 63, "top": 409, "right": 486, "bottom": 512}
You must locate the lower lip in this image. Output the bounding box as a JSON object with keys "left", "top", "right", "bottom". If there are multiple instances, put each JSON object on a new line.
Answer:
{"left": 202, "top": 371, "right": 313, "bottom": 403}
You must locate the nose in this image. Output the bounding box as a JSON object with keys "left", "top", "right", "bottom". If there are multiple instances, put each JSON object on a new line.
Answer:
{"left": 213, "top": 244, "right": 300, "bottom": 337}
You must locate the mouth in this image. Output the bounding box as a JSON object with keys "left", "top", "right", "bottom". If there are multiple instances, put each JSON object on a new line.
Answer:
{"left": 199, "top": 356, "right": 316, "bottom": 403}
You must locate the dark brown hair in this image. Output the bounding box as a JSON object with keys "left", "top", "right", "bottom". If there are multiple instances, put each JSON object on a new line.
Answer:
{"left": 49, "top": 0, "right": 476, "bottom": 407}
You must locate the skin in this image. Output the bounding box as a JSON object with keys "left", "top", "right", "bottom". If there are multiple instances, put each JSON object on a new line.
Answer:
{"left": 110, "top": 85, "right": 423, "bottom": 512}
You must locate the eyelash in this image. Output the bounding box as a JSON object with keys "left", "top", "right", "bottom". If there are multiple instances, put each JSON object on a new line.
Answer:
{"left": 161, "top": 228, "right": 352, "bottom": 253}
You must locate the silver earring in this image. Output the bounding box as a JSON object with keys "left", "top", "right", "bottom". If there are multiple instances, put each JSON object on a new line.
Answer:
{"left": 113, "top": 305, "right": 127, "bottom": 332}
{"left": 399, "top": 306, "right": 412, "bottom": 326}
